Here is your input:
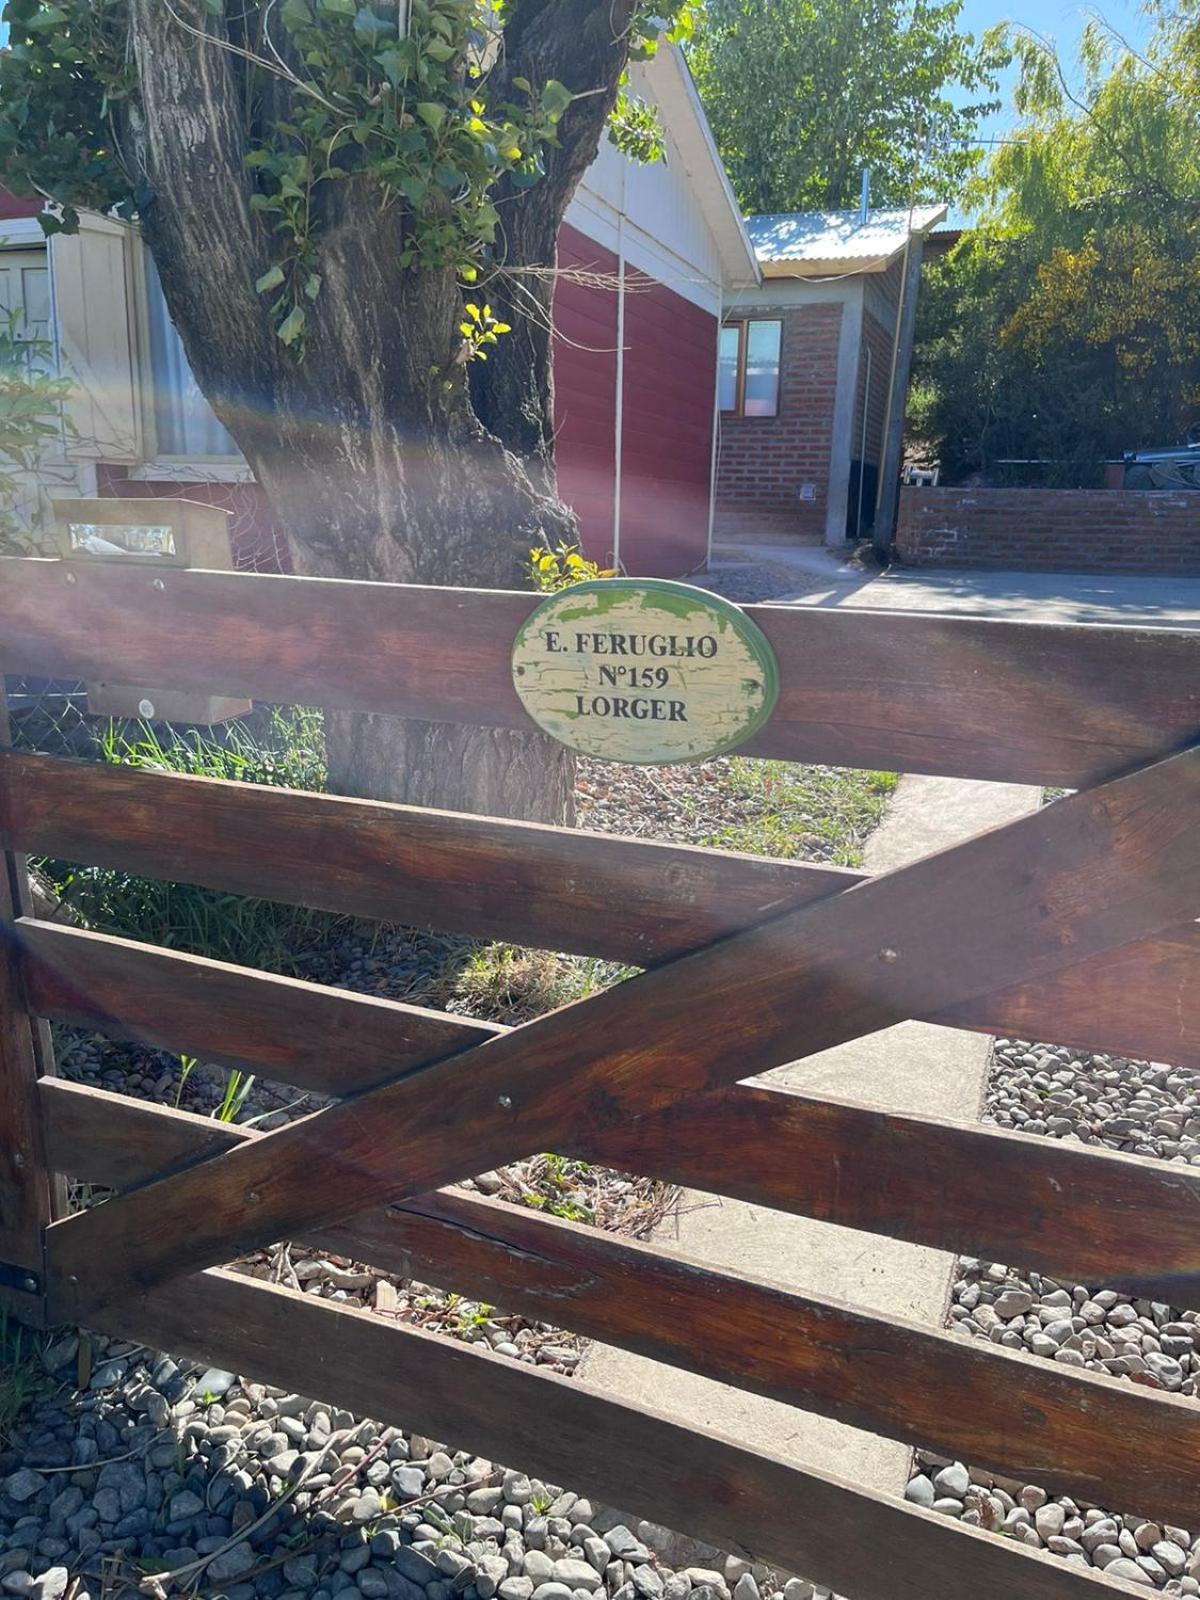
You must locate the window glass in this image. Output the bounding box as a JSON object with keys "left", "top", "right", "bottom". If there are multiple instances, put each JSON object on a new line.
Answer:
{"left": 718, "top": 324, "right": 741, "bottom": 413}
{"left": 144, "top": 249, "right": 238, "bottom": 456}
{"left": 743, "top": 320, "right": 781, "bottom": 417}
{"left": 0, "top": 249, "right": 54, "bottom": 372}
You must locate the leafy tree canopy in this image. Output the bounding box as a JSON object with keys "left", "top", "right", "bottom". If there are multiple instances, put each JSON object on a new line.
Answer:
{"left": 688, "top": 0, "right": 1006, "bottom": 214}
{"left": 912, "top": 4, "right": 1200, "bottom": 485}
{"left": 0, "top": 0, "right": 686, "bottom": 350}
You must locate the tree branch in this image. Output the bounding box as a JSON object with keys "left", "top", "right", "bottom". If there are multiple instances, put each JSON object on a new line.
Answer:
{"left": 471, "top": 0, "right": 635, "bottom": 465}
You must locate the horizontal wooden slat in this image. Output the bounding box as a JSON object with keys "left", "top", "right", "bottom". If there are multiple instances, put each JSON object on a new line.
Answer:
{"left": 94, "top": 1266, "right": 1149, "bottom": 1600}
{"left": 42, "top": 746, "right": 1200, "bottom": 1320}
{"left": 3, "top": 557, "right": 1198, "bottom": 785}
{"left": 39, "top": 1031, "right": 1200, "bottom": 1304}
{"left": 19, "top": 908, "right": 1200, "bottom": 1114}
{"left": 937, "top": 921, "right": 1200, "bottom": 1063}
{"left": 20, "top": 921, "right": 501, "bottom": 1096}
{"left": 42, "top": 1079, "right": 243, "bottom": 1185}
{"left": 24, "top": 914, "right": 1200, "bottom": 1302}
{"left": 0, "top": 752, "right": 854, "bottom": 967}
{"left": 587, "top": 1080, "right": 1200, "bottom": 1306}
{"left": 23, "top": 922, "right": 1200, "bottom": 1301}
{"left": 41, "top": 1079, "right": 1200, "bottom": 1524}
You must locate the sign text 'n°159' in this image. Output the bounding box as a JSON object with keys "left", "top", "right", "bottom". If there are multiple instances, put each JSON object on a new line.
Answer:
{"left": 511, "top": 579, "right": 779, "bottom": 765}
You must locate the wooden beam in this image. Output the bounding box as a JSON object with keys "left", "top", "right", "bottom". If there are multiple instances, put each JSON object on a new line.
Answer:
{"left": 19, "top": 921, "right": 501, "bottom": 1097}
{"left": 3, "top": 557, "right": 1198, "bottom": 786}
{"left": 40, "top": 1079, "right": 1200, "bottom": 1525}
{"left": 43, "top": 747, "right": 1200, "bottom": 1320}
{"left": 0, "top": 751, "right": 855, "bottom": 968}
{"left": 19, "top": 908, "right": 1200, "bottom": 1112}
{"left": 94, "top": 1266, "right": 1153, "bottom": 1600}
{"left": 0, "top": 691, "right": 57, "bottom": 1324}
{"left": 582, "top": 1079, "right": 1200, "bottom": 1305}
{"left": 38, "top": 1046, "right": 1200, "bottom": 1301}
{"left": 936, "top": 921, "right": 1200, "bottom": 1064}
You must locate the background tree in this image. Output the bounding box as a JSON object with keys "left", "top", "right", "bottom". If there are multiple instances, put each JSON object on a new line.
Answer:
{"left": 0, "top": 0, "right": 685, "bottom": 821}
{"left": 912, "top": 6, "right": 1200, "bottom": 484}
{"left": 688, "top": 0, "right": 1005, "bottom": 213}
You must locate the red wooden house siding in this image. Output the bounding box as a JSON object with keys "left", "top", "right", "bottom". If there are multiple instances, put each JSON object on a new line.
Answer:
{"left": 77, "top": 217, "right": 718, "bottom": 581}
{"left": 0, "top": 187, "right": 43, "bottom": 220}
{"left": 552, "top": 224, "right": 619, "bottom": 565}
{"left": 619, "top": 276, "right": 715, "bottom": 576}
{"left": 554, "top": 223, "right": 716, "bottom": 578}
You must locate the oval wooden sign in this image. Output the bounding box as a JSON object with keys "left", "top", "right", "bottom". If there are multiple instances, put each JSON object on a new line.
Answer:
{"left": 511, "top": 578, "right": 779, "bottom": 765}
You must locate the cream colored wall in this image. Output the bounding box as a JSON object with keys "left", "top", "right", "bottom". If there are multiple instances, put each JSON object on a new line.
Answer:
{"left": 49, "top": 212, "right": 140, "bottom": 464}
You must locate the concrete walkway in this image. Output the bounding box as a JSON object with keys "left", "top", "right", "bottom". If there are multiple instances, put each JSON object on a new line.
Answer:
{"left": 709, "top": 541, "right": 1200, "bottom": 627}
{"left": 583, "top": 772, "right": 1041, "bottom": 1493}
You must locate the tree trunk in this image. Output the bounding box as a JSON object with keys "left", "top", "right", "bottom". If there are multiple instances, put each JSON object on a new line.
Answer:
{"left": 245, "top": 364, "right": 578, "bottom": 822}
{"left": 119, "top": 0, "right": 639, "bottom": 823}
{"left": 322, "top": 712, "right": 575, "bottom": 824}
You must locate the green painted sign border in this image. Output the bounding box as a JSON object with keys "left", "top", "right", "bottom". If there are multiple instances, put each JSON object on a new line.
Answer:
{"left": 511, "top": 577, "right": 781, "bottom": 765}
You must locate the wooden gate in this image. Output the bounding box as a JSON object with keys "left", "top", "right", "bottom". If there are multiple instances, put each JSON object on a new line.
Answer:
{"left": 2, "top": 554, "right": 1200, "bottom": 1600}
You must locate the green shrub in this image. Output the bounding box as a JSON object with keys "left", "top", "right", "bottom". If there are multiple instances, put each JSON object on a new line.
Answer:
{"left": 0, "top": 310, "right": 73, "bottom": 556}
{"left": 38, "top": 707, "right": 343, "bottom": 972}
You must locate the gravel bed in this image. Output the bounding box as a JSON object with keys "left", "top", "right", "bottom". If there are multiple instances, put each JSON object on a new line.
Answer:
{"left": 54, "top": 1030, "right": 669, "bottom": 1378}
{"left": 693, "top": 562, "right": 805, "bottom": 605}
{"left": 907, "top": 1037, "right": 1200, "bottom": 1591}
{"left": 0, "top": 1345, "right": 822, "bottom": 1600}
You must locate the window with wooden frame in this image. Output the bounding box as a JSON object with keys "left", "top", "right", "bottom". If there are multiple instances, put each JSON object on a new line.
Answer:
{"left": 719, "top": 319, "right": 782, "bottom": 418}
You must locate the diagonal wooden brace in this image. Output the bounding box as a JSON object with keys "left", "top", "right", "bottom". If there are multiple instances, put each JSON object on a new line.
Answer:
{"left": 44, "top": 743, "right": 1200, "bottom": 1322}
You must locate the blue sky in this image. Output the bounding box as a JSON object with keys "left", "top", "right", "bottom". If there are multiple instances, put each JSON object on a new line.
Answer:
{"left": 960, "top": 0, "right": 1153, "bottom": 139}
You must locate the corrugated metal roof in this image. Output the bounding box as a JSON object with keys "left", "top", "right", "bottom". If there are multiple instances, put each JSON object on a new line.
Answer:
{"left": 745, "top": 206, "right": 948, "bottom": 270}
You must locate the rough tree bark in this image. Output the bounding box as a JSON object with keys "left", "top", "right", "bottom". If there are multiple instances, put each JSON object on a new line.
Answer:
{"left": 120, "top": 0, "right": 639, "bottom": 821}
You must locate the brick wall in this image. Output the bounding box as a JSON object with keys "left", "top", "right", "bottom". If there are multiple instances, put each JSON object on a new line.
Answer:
{"left": 896, "top": 486, "right": 1200, "bottom": 574}
{"left": 715, "top": 301, "right": 842, "bottom": 543}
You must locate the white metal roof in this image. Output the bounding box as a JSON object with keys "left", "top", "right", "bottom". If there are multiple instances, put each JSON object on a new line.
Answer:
{"left": 746, "top": 205, "right": 948, "bottom": 276}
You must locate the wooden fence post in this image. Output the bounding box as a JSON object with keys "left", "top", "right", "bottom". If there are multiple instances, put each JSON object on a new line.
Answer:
{"left": 0, "top": 686, "right": 59, "bottom": 1327}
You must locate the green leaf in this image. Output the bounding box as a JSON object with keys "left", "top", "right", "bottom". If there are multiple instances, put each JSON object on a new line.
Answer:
{"left": 540, "top": 80, "right": 575, "bottom": 118}
{"left": 424, "top": 37, "right": 456, "bottom": 61}
{"left": 376, "top": 49, "right": 407, "bottom": 87}
{"left": 304, "top": 273, "right": 323, "bottom": 300}
{"left": 255, "top": 265, "right": 286, "bottom": 294}
{"left": 25, "top": 6, "right": 69, "bottom": 30}
{"left": 277, "top": 305, "right": 307, "bottom": 346}
{"left": 416, "top": 101, "right": 446, "bottom": 132}
{"left": 354, "top": 5, "right": 391, "bottom": 41}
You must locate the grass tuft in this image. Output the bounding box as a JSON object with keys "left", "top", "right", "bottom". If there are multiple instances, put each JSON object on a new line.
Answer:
{"left": 37, "top": 707, "right": 343, "bottom": 973}
{"left": 0, "top": 1310, "right": 51, "bottom": 1445}
{"left": 438, "top": 943, "right": 637, "bottom": 1025}
{"left": 701, "top": 760, "right": 897, "bottom": 865}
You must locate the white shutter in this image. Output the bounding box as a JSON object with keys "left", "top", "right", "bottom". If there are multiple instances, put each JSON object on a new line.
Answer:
{"left": 49, "top": 210, "right": 140, "bottom": 463}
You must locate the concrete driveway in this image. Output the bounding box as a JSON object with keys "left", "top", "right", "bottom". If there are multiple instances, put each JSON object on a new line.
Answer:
{"left": 710, "top": 542, "right": 1200, "bottom": 627}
